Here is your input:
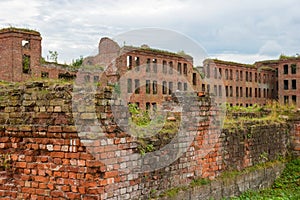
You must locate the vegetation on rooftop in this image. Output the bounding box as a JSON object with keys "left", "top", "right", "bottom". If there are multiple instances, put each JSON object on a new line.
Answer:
{"left": 0, "top": 26, "right": 40, "bottom": 35}
{"left": 224, "top": 101, "right": 297, "bottom": 130}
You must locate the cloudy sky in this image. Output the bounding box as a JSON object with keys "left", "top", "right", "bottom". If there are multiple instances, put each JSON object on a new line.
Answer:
{"left": 0, "top": 0, "right": 299, "bottom": 65}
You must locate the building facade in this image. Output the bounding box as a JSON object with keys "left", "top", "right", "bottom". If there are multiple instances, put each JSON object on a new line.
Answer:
{"left": 201, "top": 59, "right": 277, "bottom": 107}
{"left": 0, "top": 28, "right": 76, "bottom": 82}
{"left": 1, "top": 27, "right": 300, "bottom": 108}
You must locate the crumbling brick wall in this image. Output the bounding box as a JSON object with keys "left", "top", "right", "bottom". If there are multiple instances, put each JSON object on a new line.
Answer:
{"left": 0, "top": 81, "right": 292, "bottom": 199}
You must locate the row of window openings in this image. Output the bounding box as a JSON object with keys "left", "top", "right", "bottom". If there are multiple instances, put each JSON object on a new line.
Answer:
{"left": 205, "top": 67, "right": 272, "bottom": 83}
{"left": 41, "top": 72, "right": 77, "bottom": 80}
{"left": 130, "top": 102, "right": 157, "bottom": 111}
{"left": 283, "top": 64, "right": 297, "bottom": 75}
{"left": 284, "top": 95, "right": 297, "bottom": 104}
{"left": 127, "top": 56, "right": 188, "bottom": 75}
{"left": 127, "top": 79, "right": 188, "bottom": 94}
{"left": 283, "top": 80, "right": 297, "bottom": 90}
{"left": 202, "top": 84, "right": 272, "bottom": 98}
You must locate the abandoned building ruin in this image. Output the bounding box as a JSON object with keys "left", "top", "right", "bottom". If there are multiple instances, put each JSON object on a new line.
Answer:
{"left": 0, "top": 27, "right": 299, "bottom": 108}
{"left": 1, "top": 27, "right": 300, "bottom": 199}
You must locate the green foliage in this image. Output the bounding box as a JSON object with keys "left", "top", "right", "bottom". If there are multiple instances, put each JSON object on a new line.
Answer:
{"left": 224, "top": 101, "right": 297, "bottom": 130}
{"left": 138, "top": 144, "right": 154, "bottom": 156}
{"left": 113, "top": 83, "right": 121, "bottom": 97}
{"left": 279, "top": 54, "right": 295, "bottom": 60}
{"left": 190, "top": 178, "right": 211, "bottom": 186}
{"left": 231, "top": 158, "right": 300, "bottom": 200}
{"left": 128, "top": 103, "right": 151, "bottom": 127}
{"left": 48, "top": 50, "right": 58, "bottom": 63}
{"left": 72, "top": 56, "right": 83, "bottom": 67}
{"left": 22, "top": 55, "right": 30, "bottom": 73}
{"left": 0, "top": 153, "right": 11, "bottom": 171}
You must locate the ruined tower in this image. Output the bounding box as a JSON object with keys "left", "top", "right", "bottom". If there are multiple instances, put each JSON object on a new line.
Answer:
{"left": 0, "top": 27, "right": 42, "bottom": 82}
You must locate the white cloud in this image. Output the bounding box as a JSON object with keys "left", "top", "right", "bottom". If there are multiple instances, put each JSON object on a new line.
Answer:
{"left": 0, "top": 0, "right": 299, "bottom": 64}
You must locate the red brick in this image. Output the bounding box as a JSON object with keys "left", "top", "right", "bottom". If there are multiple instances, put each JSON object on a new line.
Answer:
{"left": 50, "top": 152, "right": 65, "bottom": 158}
{"left": 66, "top": 192, "right": 81, "bottom": 199}
{"left": 48, "top": 126, "right": 62, "bottom": 133}
{"left": 16, "top": 162, "right": 27, "bottom": 168}
{"left": 35, "top": 176, "right": 49, "bottom": 182}
{"left": 50, "top": 190, "right": 64, "bottom": 197}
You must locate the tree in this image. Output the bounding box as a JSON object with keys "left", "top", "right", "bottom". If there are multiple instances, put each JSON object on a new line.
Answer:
{"left": 48, "top": 50, "right": 58, "bottom": 63}
{"left": 72, "top": 56, "right": 83, "bottom": 67}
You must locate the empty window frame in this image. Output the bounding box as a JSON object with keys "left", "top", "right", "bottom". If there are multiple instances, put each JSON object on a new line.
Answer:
{"left": 229, "top": 69, "right": 233, "bottom": 80}
{"left": 225, "top": 86, "right": 229, "bottom": 97}
{"left": 236, "top": 70, "right": 239, "bottom": 81}
{"left": 168, "top": 82, "right": 173, "bottom": 95}
{"left": 146, "top": 80, "right": 151, "bottom": 94}
{"left": 178, "top": 82, "right": 182, "bottom": 91}
{"left": 291, "top": 64, "right": 297, "bottom": 74}
{"left": 169, "top": 61, "right": 173, "bottom": 74}
{"left": 153, "top": 58, "right": 157, "bottom": 73}
{"left": 192, "top": 73, "right": 197, "bottom": 85}
{"left": 236, "top": 86, "right": 239, "bottom": 97}
{"left": 292, "top": 95, "right": 297, "bottom": 104}
{"left": 240, "top": 87, "right": 243, "bottom": 97}
{"left": 184, "top": 83, "right": 188, "bottom": 91}
{"left": 214, "top": 85, "right": 217, "bottom": 96}
{"left": 146, "top": 102, "right": 151, "bottom": 110}
{"left": 283, "top": 64, "right": 288, "bottom": 74}
{"left": 163, "top": 60, "right": 167, "bottom": 74}
{"left": 240, "top": 71, "right": 243, "bottom": 81}
{"left": 214, "top": 68, "right": 218, "bottom": 79}
{"left": 183, "top": 63, "right": 188, "bottom": 75}
{"left": 219, "top": 68, "right": 222, "bottom": 79}
{"left": 127, "top": 55, "right": 132, "bottom": 69}
{"left": 219, "top": 85, "right": 222, "bottom": 97}
{"left": 292, "top": 79, "right": 297, "bottom": 90}
{"left": 177, "top": 62, "right": 182, "bottom": 74}
{"left": 202, "top": 84, "right": 205, "bottom": 92}
{"left": 284, "top": 96, "right": 289, "bottom": 104}
{"left": 206, "top": 64, "right": 210, "bottom": 78}
{"left": 22, "top": 55, "right": 31, "bottom": 73}
{"left": 22, "top": 39, "right": 30, "bottom": 49}
{"left": 127, "top": 79, "right": 132, "bottom": 93}
{"left": 134, "top": 79, "right": 140, "bottom": 94}
{"left": 230, "top": 86, "right": 233, "bottom": 97}
{"left": 135, "top": 57, "right": 140, "bottom": 71}
{"left": 162, "top": 81, "right": 167, "bottom": 94}
{"left": 153, "top": 81, "right": 157, "bottom": 94}
{"left": 284, "top": 80, "right": 289, "bottom": 90}
{"left": 146, "top": 58, "right": 151, "bottom": 72}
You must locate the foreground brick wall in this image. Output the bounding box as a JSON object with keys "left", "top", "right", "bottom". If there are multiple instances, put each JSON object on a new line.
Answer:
{"left": 290, "top": 119, "right": 300, "bottom": 156}
{"left": 0, "top": 81, "right": 292, "bottom": 199}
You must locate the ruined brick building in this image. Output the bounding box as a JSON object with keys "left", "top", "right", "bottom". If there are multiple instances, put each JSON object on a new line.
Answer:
{"left": 0, "top": 27, "right": 299, "bottom": 108}
{"left": 0, "top": 27, "right": 76, "bottom": 82}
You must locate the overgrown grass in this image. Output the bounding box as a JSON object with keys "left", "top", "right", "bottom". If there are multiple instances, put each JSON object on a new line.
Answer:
{"left": 231, "top": 158, "right": 300, "bottom": 200}
{"left": 224, "top": 102, "right": 297, "bottom": 130}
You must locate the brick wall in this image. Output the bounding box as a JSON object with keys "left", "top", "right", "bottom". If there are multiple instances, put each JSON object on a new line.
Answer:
{"left": 0, "top": 81, "right": 293, "bottom": 199}
{"left": 290, "top": 119, "right": 300, "bottom": 156}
